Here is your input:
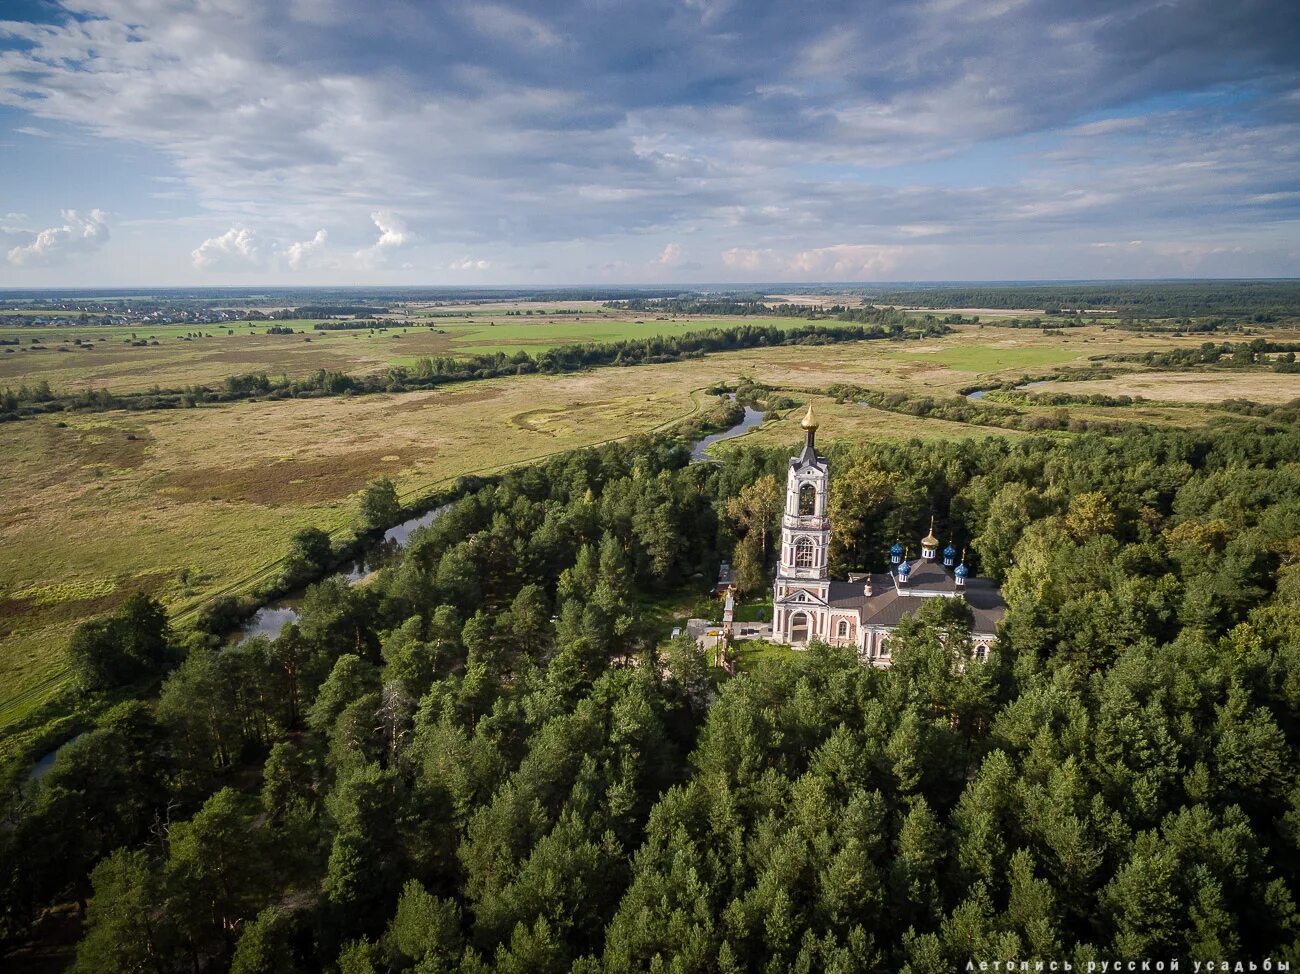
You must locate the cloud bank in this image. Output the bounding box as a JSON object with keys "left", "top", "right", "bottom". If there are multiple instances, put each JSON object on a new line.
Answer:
{"left": 0, "top": 0, "right": 1296, "bottom": 282}
{"left": 6, "top": 209, "right": 109, "bottom": 267}
{"left": 191, "top": 226, "right": 260, "bottom": 270}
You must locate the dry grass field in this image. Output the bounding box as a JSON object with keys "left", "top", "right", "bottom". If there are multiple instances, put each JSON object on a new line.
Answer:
{"left": 0, "top": 368, "right": 715, "bottom": 724}
{"left": 0, "top": 323, "right": 441, "bottom": 392}
{"left": 1031, "top": 371, "right": 1300, "bottom": 404}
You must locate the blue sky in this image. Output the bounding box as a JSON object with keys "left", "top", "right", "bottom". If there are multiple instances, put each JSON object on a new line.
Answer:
{"left": 1, "top": 0, "right": 1297, "bottom": 285}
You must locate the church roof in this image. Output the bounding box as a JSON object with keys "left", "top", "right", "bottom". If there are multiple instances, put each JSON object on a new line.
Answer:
{"left": 791, "top": 443, "right": 824, "bottom": 468}
{"left": 825, "top": 564, "right": 1006, "bottom": 633}
{"left": 899, "top": 559, "right": 950, "bottom": 588}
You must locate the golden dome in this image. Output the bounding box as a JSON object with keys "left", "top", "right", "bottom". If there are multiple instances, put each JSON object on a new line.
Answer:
{"left": 800, "top": 401, "right": 818, "bottom": 431}
{"left": 921, "top": 515, "right": 939, "bottom": 547}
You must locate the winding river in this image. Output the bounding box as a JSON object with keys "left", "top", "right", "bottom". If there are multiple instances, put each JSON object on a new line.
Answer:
{"left": 965, "top": 379, "right": 1053, "bottom": 401}
{"left": 239, "top": 404, "right": 768, "bottom": 641}
{"left": 235, "top": 502, "right": 453, "bottom": 641}
{"left": 690, "top": 405, "right": 766, "bottom": 461}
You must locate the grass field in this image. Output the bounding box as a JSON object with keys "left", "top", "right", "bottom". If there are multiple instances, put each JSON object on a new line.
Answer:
{"left": 711, "top": 400, "right": 1030, "bottom": 452}
{"left": 0, "top": 368, "right": 724, "bottom": 726}
{"left": 433, "top": 315, "right": 813, "bottom": 353}
{"left": 0, "top": 318, "right": 1284, "bottom": 737}
{"left": 0, "top": 314, "right": 816, "bottom": 394}
{"left": 1030, "top": 371, "right": 1300, "bottom": 404}
{"left": 889, "top": 341, "right": 1095, "bottom": 373}
{"left": 0, "top": 319, "right": 379, "bottom": 392}
{"left": 2, "top": 313, "right": 1257, "bottom": 398}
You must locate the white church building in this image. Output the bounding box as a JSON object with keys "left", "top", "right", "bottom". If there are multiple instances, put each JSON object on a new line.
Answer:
{"left": 771, "top": 403, "right": 1005, "bottom": 666}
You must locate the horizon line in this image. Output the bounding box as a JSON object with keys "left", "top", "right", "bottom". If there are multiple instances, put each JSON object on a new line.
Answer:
{"left": 2, "top": 276, "right": 1299, "bottom": 294}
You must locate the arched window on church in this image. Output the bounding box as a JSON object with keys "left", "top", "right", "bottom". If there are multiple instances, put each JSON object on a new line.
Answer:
{"left": 798, "top": 482, "right": 816, "bottom": 516}
{"left": 837, "top": 619, "right": 849, "bottom": 638}
{"left": 794, "top": 536, "right": 815, "bottom": 568}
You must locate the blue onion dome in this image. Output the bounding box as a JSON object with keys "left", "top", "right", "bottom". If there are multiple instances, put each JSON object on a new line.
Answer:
{"left": 898, "top": 560, "right": 911, "bottom": 578}
{"left": 955, "top": 562, "right": 969, "bottom": 579}
{"left": 890, "top": 541, "right": 904, "bottom": 557}
{"left": 943, "top": 543, "right": 957, "bottom": 561}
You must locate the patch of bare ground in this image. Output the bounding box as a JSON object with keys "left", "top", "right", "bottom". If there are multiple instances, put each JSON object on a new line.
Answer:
{"left": 430, "top": 385, "right": 508, "bottom": 406}
{"left": 190, "top": 346, "right": 358, "bottom": 370}
{"left": 21, "top": 422, "right": 155, "bottom": 492}
{"left": 383, "top": 332, "right": 455, "bottom": 354}
{"left": 158, "top": 446, "right": 436, "bottom": 505}
{"left": 382, "top": 386, "right": 507, "bottom": 416}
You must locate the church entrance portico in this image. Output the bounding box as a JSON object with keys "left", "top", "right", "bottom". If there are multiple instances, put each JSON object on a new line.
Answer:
{"left": 788, "top": 611, "right": 811, "bottom": 644}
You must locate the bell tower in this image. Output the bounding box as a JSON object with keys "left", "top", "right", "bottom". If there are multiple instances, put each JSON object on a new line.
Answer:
{"left": 773, "top": 402, "right": 831, "bottom": 644}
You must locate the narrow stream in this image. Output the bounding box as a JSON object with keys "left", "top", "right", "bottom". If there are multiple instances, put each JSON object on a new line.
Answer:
{"left": 234, "top": 502, "right": 453, "bottom": 641}
{"left": 27, "top": 732, "right": 89, "bottom": 783}
{"left": 690, "top": 405, "right": 766, "bottom": 461}
{"left": 241, "top": 404, "right": 769, "bottom": 640}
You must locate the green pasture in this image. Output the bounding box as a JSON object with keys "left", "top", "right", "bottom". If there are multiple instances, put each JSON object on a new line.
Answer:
{"left": 886, "top": 342, "right": 1096, "bottom": 373}
{"left": 435, "top": 315, "right": 813, "bottom": 349}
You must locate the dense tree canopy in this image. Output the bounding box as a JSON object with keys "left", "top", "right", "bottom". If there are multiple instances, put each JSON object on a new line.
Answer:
{"left": 6, "top": 421, "right": 1300, "bottom": 970}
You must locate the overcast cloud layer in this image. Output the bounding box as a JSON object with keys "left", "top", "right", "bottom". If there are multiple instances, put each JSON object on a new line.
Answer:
{"left": 1, "top": 0, "right": 1297, "bottom": 284}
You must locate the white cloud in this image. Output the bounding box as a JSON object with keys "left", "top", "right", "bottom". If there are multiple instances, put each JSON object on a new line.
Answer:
{"left": 6, "top": 209, "right": 109, "bottom": 266}
{"left": 653, "top": 242, "right": 683, "bottom": 267}
{"left": 285, "top": 229, "right": 328, "bottom": 269}
{"left": 720, "top": 243, "right": 904, "bottom": 280}
{"left": 191, "top": 226, "right": 260, "bottom": 270}
{"left": 372, "top": 211, "right": 408, "bottom": 249}
{"left": 448, "top": 256, "right": 490, "bottom": 271}
{"left": 789, "top": 244, "right": 902, "bottom": 279}
{"left": 896, "top": 224, "right": 953, "bottom": 238}
{"left": 354, "top": 211, "right": 411, "bottom": 267}
{"left": 1087, "top": 238, "right": 1244, "bottom": 274}
{"left": 720, "top": 247, "right": 780, "bottom": 273}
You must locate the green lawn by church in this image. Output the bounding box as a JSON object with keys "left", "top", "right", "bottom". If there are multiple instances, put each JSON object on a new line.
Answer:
{"left": 733, "top": 599, "right": 773, "bottom": 622}
{"left": 730, "top": 639, "right": 802, "bottom": 673}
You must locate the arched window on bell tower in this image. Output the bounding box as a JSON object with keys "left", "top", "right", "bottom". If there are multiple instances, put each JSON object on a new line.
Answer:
{"left": 794, "top": 536, "right": 815, "bottom": 568}
{"left": 798, "top": 482, "right": 816, "bottom": 516}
